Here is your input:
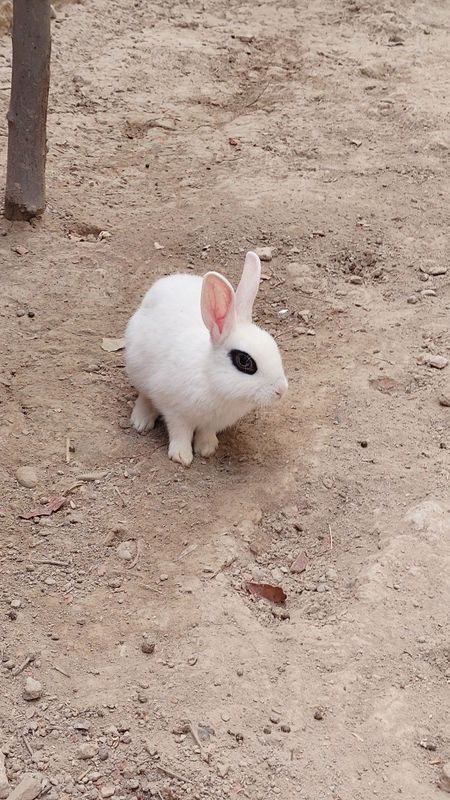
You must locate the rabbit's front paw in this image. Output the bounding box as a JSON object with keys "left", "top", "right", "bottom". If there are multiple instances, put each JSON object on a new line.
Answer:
{"left": 168, "top": 441, "right": 193, "bottom": 467}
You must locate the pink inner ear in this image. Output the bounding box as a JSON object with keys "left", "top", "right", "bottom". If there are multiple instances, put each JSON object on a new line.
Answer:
{"left": 211, "top": 286, "right": 230, "bottom": 333}
{"left": 202, "top": 273, "right": 235, "bottom": 343}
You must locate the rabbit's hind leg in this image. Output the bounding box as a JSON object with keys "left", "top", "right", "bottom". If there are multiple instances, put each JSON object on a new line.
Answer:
{"left": 194, "top": 428, "right": 219, "bottom": 457}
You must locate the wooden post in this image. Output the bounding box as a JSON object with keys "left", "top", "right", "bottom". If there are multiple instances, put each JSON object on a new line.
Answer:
{"left": 4, "top": 0, "right": 51, "bottom": 221}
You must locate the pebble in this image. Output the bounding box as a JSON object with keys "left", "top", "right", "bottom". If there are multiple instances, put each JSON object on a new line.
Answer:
{"left": 349, "top": 276, "right": 363, "bottom": 285}
{"left": 100, "top": 786, "right": 115, "bottom": 798}
{"left": 120, "top": 732, "right": 132, "bottom": 744}
{"left": 439, "top": 763, "right": 450, "bottom": 793}
{"left": 255, "top": 246, "right": 272, "bottom": 262}
{"left": 439, "top": 391, "right": 450, "bottom": 407}
{"left": 98, "top": 748, "right": 109, "bottom": 762}
{"left": 423, "top": 354, "right": 448, "bottom": 370}
{"left": 23, "top": 678, "right": 43, "bottom": 701}
{"left": 10, "top": 598, "right": 22, "bottom": 609}
{"left": 269, "top": 714, "right": 280, "bottom": 725}
{"left": 420, "top": 264, "right": 447, "bottom": 276}
{"left": 421, "top": 289, "right": 436, "bottom": 297}
{"left": 280, "top": 724, "right": 291, "bottom": 733}
{"left": 76, "top": 743, "right": 98, "bottom": 760}
{"left": 407, "top": 295, "right": 418, "bottom": 304}
{"left": 141, "top": 638, "right": 155, "bottom": 655}
{"left": 217, "top": 764, "right": 230, "bottom": 778}
{"left": 16, "top": 466, "right": 38, "bottom": 489}
{"left": 314, "top": 708, "right": 324, "bottom": 720}
{"left": 116, "top": 541, "right": 134, "bottom": 561}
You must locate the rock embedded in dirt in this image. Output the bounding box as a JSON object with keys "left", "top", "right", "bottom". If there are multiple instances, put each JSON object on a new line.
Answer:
{"left": 439, "top": 391, "right": 450, "bottom": 407}
{"left": 100, "top": 785, "right": 116, "bottom": 798}
{"left": 439, "top": 763, "right": 450, "bottom": 793}
{"left": 314, "top": 708, "right": 324, "bottom": 720}
{"left": 116, "top": 541, "right": 134, "bottom": 561}
{"left": 255, "top": 246, "right": 273, "bottom": 262}
{"left": 420, "top": 264, "right": 447, "bottom": 276}
{"left": 23, "top": 678, "right": 43, "bottom": 701}
{"left": 6, "top": 773, "right": 42, "bottom": 800}
{"left": 76, "top": 742, "right": 98, "bottom": 760}
{"left": 423, "top": 354, "right": 448, "bottom": 370}
{"left": 141, "top": 637, "right": 155, "bottom": 654}
{"left": 16, "top": 467, "right": 38, "bottom": 489}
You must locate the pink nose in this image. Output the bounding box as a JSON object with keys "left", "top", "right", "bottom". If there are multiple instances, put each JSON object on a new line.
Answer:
{"left": 275, "top": 379, "right": 288, "bottom": 399}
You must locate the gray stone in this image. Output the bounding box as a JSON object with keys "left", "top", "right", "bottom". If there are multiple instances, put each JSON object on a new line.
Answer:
{"left": 16, "top": 467, "right": 38, "bottom": 489}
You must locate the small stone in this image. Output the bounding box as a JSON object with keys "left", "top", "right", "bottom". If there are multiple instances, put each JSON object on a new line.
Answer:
{"left": 159, "top": 573, "right": 168, "bottom": 582}
{"left": 421, "top": 289, "right": 436, "bottom": 297}
{"left": 221, "top": 712, "right": 230, "bottom": 722}
{"left": 420, "top": 264, "right": 447, "bottom": 276}
{"left": 423, "top": 354, "right": 448, "bottom": 370}
{"left": 314, "top": 708, "right": 324, "bottom": 720}
{"left": 277, "top": 309, "right": 289, "bottom": 319}
{"left": 217, "top": 764, "right": 230, "bottom": 778}
{"left": 255, "top": 246, "right": 272, "bottom": 262}
{"left": 407, "top": 295, "right": 419, "bottom": 304}
{"left": 419, "top": 739, "right": 437, "bottom": 751}
{"left": 349, "top": 276, "right": 363, "bottom": 285}
{"left": 100, "top": 786, "right": 115, "bottom": 799}
{"left": 263, "top": 726, "right": 272, "bottom": 734}
{"left": 23, "top": 678, "right": 43, "bottom": 701}
{"left": 116, "top": 541, "right": 134, "bottom": 561}
{"left": 74, "top": 720, "right": 91, "bottom": 732}
{"left": 280, "top": 724, "right": 291, "bottom": 733}
{"left": 269, "top": 714, "right": 280, "bottom": 725}
{"left": 236, "top": 667, "right": 244, "bottom": 677}
{"left": 98, "top": 748, "right": 109, "bottom": 762}
{"left": 439, "top": 392, "right": 450, "bottom": 407}
{"left": 137, "top": 692, "right": 148, "bottom": 704}
{"left": 141, "top": 638, "right": 155, "bottom": 655}
{"left": 10, "top": 598, "right": 22, "bottom": 609}
{"left": 120, "top": 732, "right": 132, "bottom": 744}
{"left": 126, "top": 779, "right": 139, "bottom": 791}
{"left": 438, "top": 763, "right": 450, "bottom": 793}
{"left": 359, "top": 439, "right": 368, "bottom": 448}
{"left": 16, "top": 467, "right": 38, "bottom": 489}
{"left": 76, "top": 743, "right": 98, "bottom": 760}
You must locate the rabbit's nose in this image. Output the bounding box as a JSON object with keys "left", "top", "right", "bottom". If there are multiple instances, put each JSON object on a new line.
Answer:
{"left": 275, "top": 379, "right": 288, "bottom": 398}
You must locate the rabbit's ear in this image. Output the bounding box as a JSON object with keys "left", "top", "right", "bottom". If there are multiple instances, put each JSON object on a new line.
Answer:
{"left": 201, "top": 272, "right": 236, "bottom": 344}
{"left": 235, "top": 251, "right": 261, "bottom": 322}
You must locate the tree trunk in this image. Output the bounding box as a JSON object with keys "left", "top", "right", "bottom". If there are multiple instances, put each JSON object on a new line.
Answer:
{"left": 4, "top": 0, "right": 51, "bottom": 221}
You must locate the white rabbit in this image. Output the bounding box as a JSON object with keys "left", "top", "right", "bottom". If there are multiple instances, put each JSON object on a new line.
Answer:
{"left": 125, "top": 251, "right": 288, "bottom": 466}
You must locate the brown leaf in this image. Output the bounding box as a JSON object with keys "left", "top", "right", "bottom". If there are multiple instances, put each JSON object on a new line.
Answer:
{"left": 246, "top": 582, "right": 287, "bottom": 604}
{"left": 290, "top": 551, "right": 308, "bottom": 574}
{"left": 20, "top": 497, "right": 65, "bottom": 520}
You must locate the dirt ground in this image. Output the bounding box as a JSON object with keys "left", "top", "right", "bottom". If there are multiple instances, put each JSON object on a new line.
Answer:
{"left": 1, "top": 0, "right": 450, "bottom": 798}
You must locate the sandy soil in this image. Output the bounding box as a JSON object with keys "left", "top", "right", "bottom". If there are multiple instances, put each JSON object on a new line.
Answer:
{"left": 1, "top": 1, "right": 450, "bottom": 798}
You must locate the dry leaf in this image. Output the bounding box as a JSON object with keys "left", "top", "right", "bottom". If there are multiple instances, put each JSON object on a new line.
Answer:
{"left": 20, "top": 496, "right": 65, "bottom": 520}
{"left": 246, "top": 582, "right": 287, "bottom": 604}
{"left": 290, "top": 551, "right": 308, "bottom": 574}
{"left": 101, "top": 337, "right": 125, "bottom": 352}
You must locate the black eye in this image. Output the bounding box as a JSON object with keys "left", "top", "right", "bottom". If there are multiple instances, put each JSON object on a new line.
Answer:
{"left": 230, "top": 349, "right": 257, "bottom": 375}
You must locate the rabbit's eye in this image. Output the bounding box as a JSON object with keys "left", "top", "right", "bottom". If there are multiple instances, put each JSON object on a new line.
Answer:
{"left": 230, "top": 349, "right": 257, "bottom": 375}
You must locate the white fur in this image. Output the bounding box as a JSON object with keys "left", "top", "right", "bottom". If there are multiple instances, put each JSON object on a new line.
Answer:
{"left": 125, "top": 252, "right": 288, "bottom": 466}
